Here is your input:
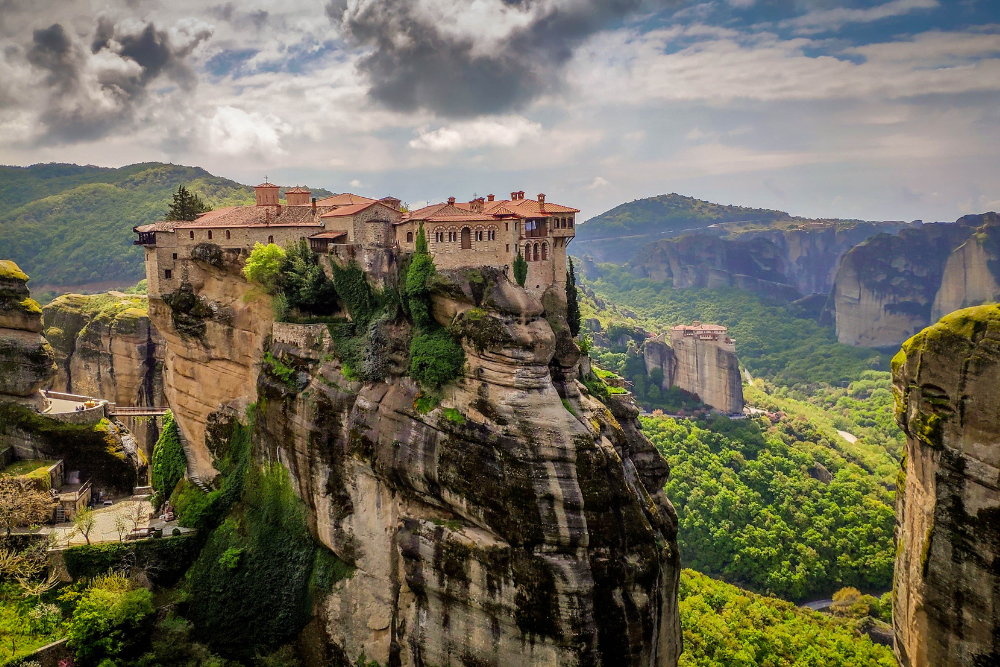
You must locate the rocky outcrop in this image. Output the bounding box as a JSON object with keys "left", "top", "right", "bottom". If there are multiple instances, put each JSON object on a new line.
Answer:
{"left": 891, "top": 303, "right": 1000, "bottom": 667}
{"left": 833, "top": 213, "right": 999, "bottom": 348}
{"left": 930, "top": 224, "right": 1000, "bottom": 322}
{"left": 625, "top": 222, "right": 910, "bottom": 303}
{"left": 0, "top": 260, "right": 57, "bottom": 408}
{"left": 145, "top": 245, "right": 273, "bottom": 482}
{"left": 153, "top": 244, "right": 681, "bottom": 665}
{"left": 43, "top": 293, "right": 165, "bottom": 452}
{"left": 643, "top": 332, "right": 744, "bottom": 414}
{"left": 628, "top": 234, "right": 802, "bottom": 302}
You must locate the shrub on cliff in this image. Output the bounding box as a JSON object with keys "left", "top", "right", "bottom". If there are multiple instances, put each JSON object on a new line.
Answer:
{"left": 242, "top": 243, "right": 286, "bottom": 292}
{"left": 150, "top": 410, "right": 185, "bottom": 508}
{"left": 410, "top": 328, "right": 465, "bottom": 389}
{"left": 280, "top": 239, "right": 338, "bottom": 317}
{"left": 513, "top": 250, "right": 527, "bottom": 287}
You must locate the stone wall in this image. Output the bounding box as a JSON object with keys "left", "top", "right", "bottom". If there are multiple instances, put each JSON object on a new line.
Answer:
{"left": 271, "top": 323, "right": 332, "bottom": 352}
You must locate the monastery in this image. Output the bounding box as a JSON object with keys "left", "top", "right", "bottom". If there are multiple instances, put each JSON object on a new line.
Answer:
{"left": 135, "top": 182, "right": 578, "bottom": 297}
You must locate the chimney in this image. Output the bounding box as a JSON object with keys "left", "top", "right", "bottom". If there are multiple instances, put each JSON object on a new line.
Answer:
{"left": 448, "top": 196, "right": 456, "bottom": 205}
{"left": 265, "top": 208, "right": 271, "bottom": 224}
{"left": 487, "top": 194, "right": 494, "bottom": 202}
{"left": 510, "top": 191, "right": 517, "bottom": 200}
{"left": 537, "top": 193, "right": 545, "bottom": 205}
{"left": 312, "top": 197, "right": 317, "bottom": 211}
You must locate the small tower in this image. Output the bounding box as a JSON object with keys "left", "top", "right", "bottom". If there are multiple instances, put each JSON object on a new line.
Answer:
{"left": 255, "top": 180, "right": 279, "bottom": 206}
{"left": 285, "top": 186, "right": 311, "bottom": 206}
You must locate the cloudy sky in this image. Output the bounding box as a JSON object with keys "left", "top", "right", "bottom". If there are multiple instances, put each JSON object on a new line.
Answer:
{"left": 1, "top": 0, "right": 998, "bottom": 222}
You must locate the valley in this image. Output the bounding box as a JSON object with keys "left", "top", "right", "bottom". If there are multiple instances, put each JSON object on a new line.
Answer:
{"left": 0, "top": 166, "right": 997, "bottom": 667}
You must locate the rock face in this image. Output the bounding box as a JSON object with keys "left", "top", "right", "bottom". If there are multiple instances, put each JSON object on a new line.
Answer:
{"left": 833, "top": 214, "right": 999, "bottom": 348}
{"left": 0, "top": 260, "right": 57, "bottom": 407}
{"left": 43, "top": 293, "right": 165, "bottom": 452}
{"left": 625, "top": 222, "right": 909, "bottom": 302}
{"left": 153, "top": 245, "right": 681, "bottom": 666}
{"left": 628, "top": 234, "right": 802, "bottom": 302}
{"left": 144, "top": 245, "right": 273, "bottom": 482}
{"left": 642, "top": 332, "right": 744, "bottom": 414}
{"left": 891, "top": 303, "right": 1000, "bottom": 667}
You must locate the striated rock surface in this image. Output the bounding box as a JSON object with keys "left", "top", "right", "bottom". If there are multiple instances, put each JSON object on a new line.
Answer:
{"left": 642, "top": 332, "right": 744, "bottom": 414}
{"left": 145, "top": 245, "right": 273, "bottom": 481}
{"left": 0, "top": 260, "right": 57, "bottom": 407}
{"left": 628, "top": 234, "right": 802, "bottom": 302}
{"left": 891, "top": 303, "right": 1000, "bottom": 667}
{"left": 43, "top": 293, "right": 165, "bottom": 452}
{"left": 833, "top": 213, "right": 998, "bottom": 348}
{"left": 152, "top": 243, "right": 682, "bottom": 665}
{"left": 930, "top": 224, "right": 1000, "bottom": 323}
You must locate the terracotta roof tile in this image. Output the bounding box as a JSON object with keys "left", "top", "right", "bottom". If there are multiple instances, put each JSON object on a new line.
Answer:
{"left": 309, "top": 230, "right": 348, "bottom": 240}
{"left": 173, "top": 205, "right": 328, "bottom": 229}
{"left": 285, "top": 186, "right": 310, "bottom": 194}
{"left": 407, "top": 203, "right": 496, "bottom": 223}
{"left": 319, "top": 202, "right": 380, "bottom": 218}
{"left": 314, "top": 193, "right": 378, "bottom": 207}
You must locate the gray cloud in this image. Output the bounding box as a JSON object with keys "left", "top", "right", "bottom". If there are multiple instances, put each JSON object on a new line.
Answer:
{"left": 25, "top": 19, "right": 212, "bottom": 143}
{"left": 327, "top": 0, "right": 664, "bottom": 117}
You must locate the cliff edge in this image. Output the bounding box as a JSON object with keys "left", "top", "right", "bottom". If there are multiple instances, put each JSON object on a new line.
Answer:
{"left": 892, "top": 303, "right": 1000, "bottom": 667}
{"left": 151, "top": 244, "right": 682, "bottom": 666}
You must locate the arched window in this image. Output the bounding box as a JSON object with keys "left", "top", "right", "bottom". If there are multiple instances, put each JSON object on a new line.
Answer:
{"left": 189, "top": 230, "right": 194, "bottom": 239}
{"left": 533, "top": 243, "right": 539, "bottom": 262}
{"left": 208, "top": 230, "right": 213, "bottom": 240}
{"left": 541, "top": 243, "right": 548, "bottom": 260}
{"left": 461, "top": 227, "right": 472, "bottom": 249}
{"left": 268, "top": 235, "right": 274, "bottom": 244}
{"left": 406, "top": 231, "right": 413, "bottom": 243}
{"left": 226, "top": 230, "right": 231, "bottom": 240}
{"left": 524, "top": 243, "right": 532, "bottom": 260}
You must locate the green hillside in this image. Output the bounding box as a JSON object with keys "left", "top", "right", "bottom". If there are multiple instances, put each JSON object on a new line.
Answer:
{"left": 0, "top": 163, "right": 332, "bottom": 292}
{"left": 574, "top": 194, "right": 791, "bottom": 263}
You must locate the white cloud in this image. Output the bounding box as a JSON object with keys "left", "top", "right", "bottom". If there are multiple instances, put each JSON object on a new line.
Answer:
{"left": 349, "top": 179, "right": 363, "bottom": 187}
{"left": 408, "top": 116, "right": 542, "bottom": 151}
{"left": 206, "top": 106, "right": 288, "bottom": 155}
{"left": 781, "top": 0, "right": 939, "bottom": 34}
{"left": 586, "top": 176, "right": 611, "bottom": 190}
{"left": 570, "top": 26, "right": 1000, "bottom": 105}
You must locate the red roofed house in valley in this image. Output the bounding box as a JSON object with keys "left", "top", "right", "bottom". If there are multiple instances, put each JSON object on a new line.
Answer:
{"left": 136, "top": 182, "right": 576, "bottom": 297}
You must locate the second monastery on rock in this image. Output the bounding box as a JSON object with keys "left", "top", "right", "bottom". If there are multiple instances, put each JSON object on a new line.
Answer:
{"left": 135, "top": 182, "right": 578, "bottom": 297}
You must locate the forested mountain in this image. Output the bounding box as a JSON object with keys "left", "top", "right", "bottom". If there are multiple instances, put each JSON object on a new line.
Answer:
{"left": 0, "top": 163, "right": 332, "bottom": 294}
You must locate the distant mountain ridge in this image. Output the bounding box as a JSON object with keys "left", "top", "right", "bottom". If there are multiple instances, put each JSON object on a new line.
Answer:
{"left": 0, "top": 162, "right": 333, "bottom": 295}
{"left": 573, "top": 192, "right": 893, "bottom": 265}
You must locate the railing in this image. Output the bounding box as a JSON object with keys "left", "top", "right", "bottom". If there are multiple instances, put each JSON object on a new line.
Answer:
{"left": 108, "top": 406, "right": 170, "bottom": 417}
{"left": 135, "top": 231, "right": 156, "bottom": 246}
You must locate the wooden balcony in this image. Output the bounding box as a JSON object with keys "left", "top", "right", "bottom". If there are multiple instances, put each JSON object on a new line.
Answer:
{"left": 135, "top": 231, "right": 156, "bottom": 246}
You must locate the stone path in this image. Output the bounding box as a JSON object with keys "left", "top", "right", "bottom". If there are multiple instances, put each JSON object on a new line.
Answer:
{"left": 836, "top": 429, "right": 858, "bottom": 444}
{"left": 41, "top": 498, "right": 154, "bottom": 547}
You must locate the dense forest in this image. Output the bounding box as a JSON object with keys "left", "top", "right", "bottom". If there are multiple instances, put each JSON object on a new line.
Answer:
{"left": 0, "top": 163, "right": 332, "bottom": 294}
{"left": 678, "top": 570, "right": 895, "bottom": 667}
{"left": 646, "top": 415, "right": 895, "bottom": 600}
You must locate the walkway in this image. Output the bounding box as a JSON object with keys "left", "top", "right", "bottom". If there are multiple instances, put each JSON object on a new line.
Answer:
{"left": 108, "top": 406, "right": 169, "bottom": 417}
{"left": 39, "top": 498, "right": 154, "bottom": 547}
{"left": 44, "top": 397, "right": 88, "bottom": 414}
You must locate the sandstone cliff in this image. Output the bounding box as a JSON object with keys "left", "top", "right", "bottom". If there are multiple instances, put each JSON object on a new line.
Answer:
{"left": 833, "top": 214, "right": 999, "bottom": 348}
{"left": 152, "top": 244, "right": 682, "bottom": 666}
{"left": 0, "top": 261, "right": 142, "bottom": 492}
{"left": 625, "top": 222, "right": 909, "bottom": 303}
{"left": 892, "top": 303, "right": 1000, "bottom": 667}
{"left": 0, "top": 260, "right": 57, "bottom": 409}
{"left": 643, "top": 333, "right": 744, "bottom": 414}
{"left": 43, "top": 293, "right": 165, "bottom": 452}
{"left": 145, "top": 245, "right": 274, "bottom": 483}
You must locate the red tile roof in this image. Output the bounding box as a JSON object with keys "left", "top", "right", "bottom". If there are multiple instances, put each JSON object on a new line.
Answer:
{"left": 309, "top": 230, "right": 348, "bottom": 240}
{"left": 314, "top": 193, "right": 378, "bottom": 207}
{"left": 172, "top": 205, "right": 328, "bottom": 229}
{"left": 285, "top": 186, "right": 310, "bottom": 194}
{"left": 319, "top": 202, "right": 381, "bottom": 218}
{"left": 256, "top": 181, "right": 278, "bottom": 188}
{"left": 405, "top": 203, "right": 497, "bottom": 223}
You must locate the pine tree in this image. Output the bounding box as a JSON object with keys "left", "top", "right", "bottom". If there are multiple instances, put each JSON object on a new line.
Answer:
{"left": 513, "top": 250, "right": 528, "bottom": 287}
{"left": 415, "top": 222, "right": 428, "bottom": 254}
{"left": 566, "top": 257, "right": 581, "bottom": 337}
{"left": 166, "top": 185, "right": 212, "bottom": 221}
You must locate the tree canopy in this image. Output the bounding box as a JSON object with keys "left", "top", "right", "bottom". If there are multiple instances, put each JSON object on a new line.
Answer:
{"left": 166, "top": 185, "right": 212, "bottom": 221}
